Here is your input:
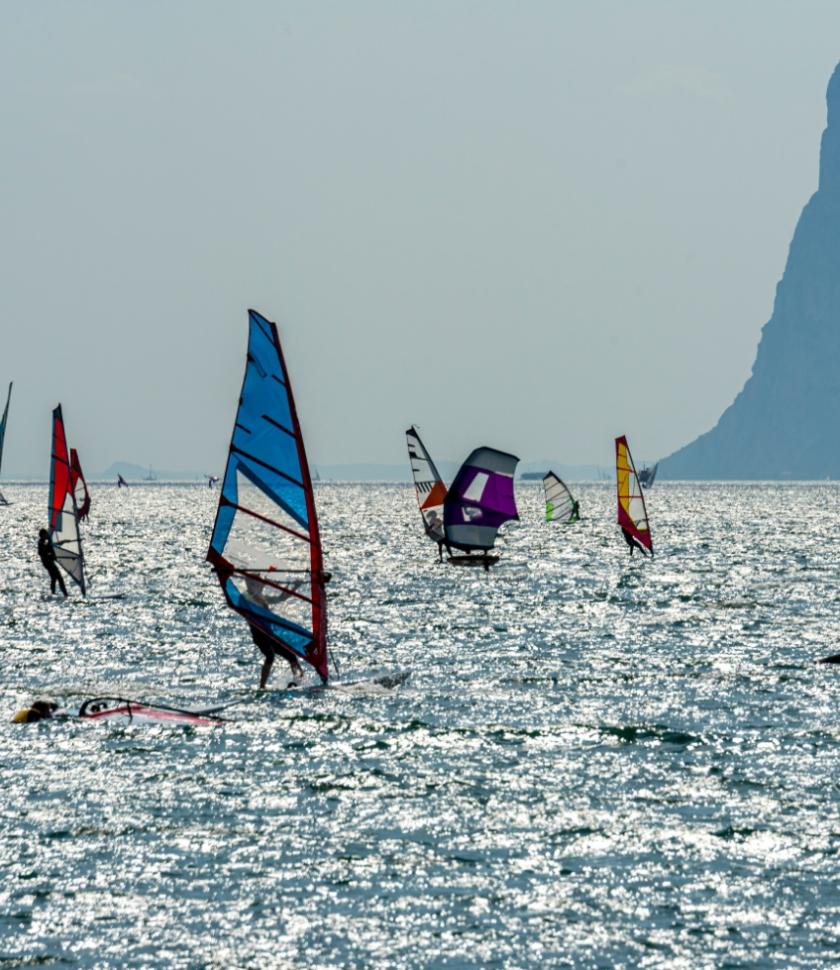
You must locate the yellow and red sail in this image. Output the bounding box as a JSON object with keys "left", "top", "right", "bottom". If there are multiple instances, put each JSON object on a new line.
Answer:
{"left": 615, "top": 435, "right": 653, "bottom": 554}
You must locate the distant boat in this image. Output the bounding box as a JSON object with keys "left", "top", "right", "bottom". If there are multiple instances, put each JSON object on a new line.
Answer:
{"left": 638, "top": 462, "right": 659, "bottom": 489}
{"left": 543, "top": 471, "right": 579, "bottom": 523}
{"left": 69, "top": 448, "right": 91, "bottom": 521}
{"left": 49, "top": 405, "right": 87, "bottom": 595}
{"left": 117, "top": 473, "right": 128, "bottom": 488}
{"left": 443, "top": 447, "right": 519, "bottom": 569}
{"left": 0, "top": 382, "right": 12, "bottom": 506}
{"left": 144, "top": 466, "right": 157, "bottom": 481}
{"left": 207, "top": 309, "right": 331, "bottom": 683}
{"left": 615, "top": 435, "right": 653, "bottom": 557}
{"left": 406, "top": 426, "right": 448, "bottom": 557}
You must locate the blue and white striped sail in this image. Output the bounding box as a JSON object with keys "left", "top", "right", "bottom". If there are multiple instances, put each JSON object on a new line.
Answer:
{"left": 207, "top": 310, "right": 329, "bottom": 681}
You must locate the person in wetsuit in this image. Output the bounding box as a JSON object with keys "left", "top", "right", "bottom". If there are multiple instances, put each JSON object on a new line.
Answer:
{"left": 38, "top": 529, "right": 67, "bottom": 597}
{"left": 424, "top": 510, "right": 452, "bottom": 562}
{"left": 570, "top": 499, "right": 581, "bottom": 522}
{"left": 621, "top": 527, "right": 647, "bottom": 557}
{"left": 250, "top": 624, "right": 304, "bottom": 689}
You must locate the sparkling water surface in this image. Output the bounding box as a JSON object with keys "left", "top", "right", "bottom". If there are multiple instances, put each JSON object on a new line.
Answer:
{"left": 1, "top": 482, "right": 840, "bottom": 968}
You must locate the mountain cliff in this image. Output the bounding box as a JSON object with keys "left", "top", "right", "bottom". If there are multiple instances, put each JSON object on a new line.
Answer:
{"left": 661, "top": 62, "right": 840, "bottom": 480}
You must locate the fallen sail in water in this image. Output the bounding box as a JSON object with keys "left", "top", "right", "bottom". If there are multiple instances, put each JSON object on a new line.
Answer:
{"left": 207, "top": 309, "right": 330, "bottom": 683}
{"left": 70, "top": 448, "right": 91, "bottom": 521}
{"left": 443, "top": 447, "right": 519, "bottom": 568}
{"left": 49, "top": 405, "right": 87, "bottom": 594}
{"left": 615, "top": 435, "right": 653, "bottom": 556}
{"left": 406, "top": 426, "right": 448, "bottom": 554}
{"left": 0, "top": 382, "right": 11, "bottom": 506}
{"left": 543, "top": 471, "right": 579, "bottom": 523}
{"left": 12, "top": 698, "right": 224, "bottom": 725}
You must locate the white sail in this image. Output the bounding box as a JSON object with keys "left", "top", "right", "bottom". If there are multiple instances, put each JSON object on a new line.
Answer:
{"left": 543, "top": 471, "right": 577, "bottom": 522}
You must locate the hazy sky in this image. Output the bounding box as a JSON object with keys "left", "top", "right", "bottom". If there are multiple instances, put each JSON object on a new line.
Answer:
{"left": 2, "top": 1, "right": 840, "bottom": 476}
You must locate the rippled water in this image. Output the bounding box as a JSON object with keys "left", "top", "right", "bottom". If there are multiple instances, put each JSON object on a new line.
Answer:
{"left": 2, "top": 482, "right": 840, "bottom": 968}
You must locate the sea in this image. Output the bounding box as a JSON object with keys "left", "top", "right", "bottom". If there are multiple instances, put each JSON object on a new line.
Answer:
{"left": 1, "top": 482, "right": 839, "bottom": 969}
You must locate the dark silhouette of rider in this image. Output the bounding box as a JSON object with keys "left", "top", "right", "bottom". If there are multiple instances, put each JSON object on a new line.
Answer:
{"left": 621, "top": 527, "right": 648, "bottom": 557}
{"left": 250, "top": 624, "right": 304, "bottom": 688}
{"left": 38, "top": 529, "right": 67, "bottom": 597}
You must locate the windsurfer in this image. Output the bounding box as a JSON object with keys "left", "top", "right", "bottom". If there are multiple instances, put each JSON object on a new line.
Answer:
{"left": 424, "top": 510, "right": 451, "bottom": 561}
{"left": 38, "top": 529, "right": 67, "bottom": 597}
{"left": 621, "top": 527, "right": 647, "bottom": 557}
{"left": 570, "top": 499, "right": 581, "bottom": 522}
{"left": 250, "top": 623, "right": 304, "bottom": 689}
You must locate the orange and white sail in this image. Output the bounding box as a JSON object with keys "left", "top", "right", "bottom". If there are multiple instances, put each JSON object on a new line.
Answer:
{"left": 406, "top": 426, "right": 447, "bottom": 543}
{"left": 615, "top": 435, "right": 653, "bottom": 554}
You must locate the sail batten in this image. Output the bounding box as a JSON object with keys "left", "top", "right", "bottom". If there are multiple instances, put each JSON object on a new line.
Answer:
{"left": 207, "top": 309, "right": 328, "bottom": 681}
{"left": 443, "top": 447, "right": 519, "bottom": 552}
{"left": 615, "top": 435, "right": 653, "bottom": 554}
{"left": 49, "top": 406, "right": 86, "bottom": 594}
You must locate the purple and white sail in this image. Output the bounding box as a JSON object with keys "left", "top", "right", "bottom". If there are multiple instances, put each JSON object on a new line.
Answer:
{"left": 443, "top": 447, "right": 519, "bottom": 552}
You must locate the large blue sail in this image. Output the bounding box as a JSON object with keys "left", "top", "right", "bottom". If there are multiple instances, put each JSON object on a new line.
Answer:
{"left": 0, "top": 382, "right": 11, "bottom": 505}
{"left": 207, "top": 310, "right": 328, "bottom": 680}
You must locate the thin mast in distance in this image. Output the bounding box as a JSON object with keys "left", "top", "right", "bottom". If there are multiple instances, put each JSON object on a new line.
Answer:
{"left": 0, "top": 382, "right": 11, "bottom": 506}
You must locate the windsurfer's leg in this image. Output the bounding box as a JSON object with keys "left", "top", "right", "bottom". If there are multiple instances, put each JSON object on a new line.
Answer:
{"left": 437, "top": 541, "right": 444, "bottom": 562}
{"left": 259, "top": 653, "right": 274, "bottom": 689}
